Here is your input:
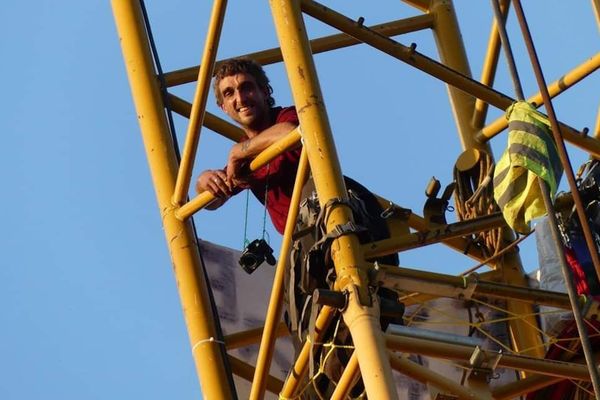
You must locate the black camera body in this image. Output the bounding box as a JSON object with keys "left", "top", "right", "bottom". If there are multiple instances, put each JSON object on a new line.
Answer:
{"left": 238, "top": 239, "right": 276, "bottom": 274}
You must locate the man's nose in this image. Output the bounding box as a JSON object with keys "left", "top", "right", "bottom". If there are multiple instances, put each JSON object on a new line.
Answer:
{"left": 234, "top": 89, "right": 247, "bottom": 104}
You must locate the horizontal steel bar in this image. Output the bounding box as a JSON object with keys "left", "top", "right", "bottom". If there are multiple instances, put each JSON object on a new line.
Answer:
{"left": 163, "top": 15, "right": 434, "bottom": 87}
{"left": 491, "top": 374, "right": 562, "bottom": 400}
{"left": 168, "top": 93, "right": 245, "bottom": 142}
{"left": 388, "top": 353, "right": 482, "bottom": 400}
{"left": 386, "top": 334, "right": 591, "bottom": 381}
{"left": 175, "top": 128, "right": 302, "bottom": 220}
{"left": 228, "top": 355, "right": 284, "bottom": 395}
{"left": 300, "top": 0, "right": 600, "bottom": 158}
{"left": 363, "top": 212, "right": 506, "bottom": 258}
{"left": 477, "top": 52, "right": 600, "bottom": 143}
{"left": 374, "top": 263, "right": 572, "bottom": 309}
{"left": 224, "top": 323, "right": 289, "bottom": 350}
{"left": 388, "top": 324, "right": 484, "bottom": 347}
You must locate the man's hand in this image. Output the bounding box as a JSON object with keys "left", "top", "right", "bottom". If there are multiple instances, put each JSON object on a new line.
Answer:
{"left": 226, "top": 140, "right": 252, "bottom": 187}
{"left": 196, "top": 169, "right": 232, "bottom": 199}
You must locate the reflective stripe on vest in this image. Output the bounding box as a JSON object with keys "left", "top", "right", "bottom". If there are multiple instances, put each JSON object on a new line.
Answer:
{"left": 493, "top": 101, "right": 562, "bottom": 233}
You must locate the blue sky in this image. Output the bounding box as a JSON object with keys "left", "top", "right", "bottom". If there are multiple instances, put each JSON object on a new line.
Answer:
{"left": 1, "top": 1, "right": 598, "bottom": 399}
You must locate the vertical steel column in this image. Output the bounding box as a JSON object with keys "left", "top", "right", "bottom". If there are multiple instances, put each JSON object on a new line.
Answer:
{"left": 428, "top": 0, "right": 478, "bottom": 150}
{"left": 471, "top": 0, "right": 510, "bottom": 130}
{"left": 512, "top": 0, "right": 600, "bottom": 287}
{"left": 111, "top": 1, "right": 235, "bottom": 398}
{"left": 172, "top": 0, "right": 227, "bottom": 205}
{"left": 429, "top": 0, "right": 544, "bottom": 358}
{"left": 595, "top": 105, "right": 600, "bottom": 140}
{"left": 268, "top": 1, "right": 398, "bottom": 398}
{"left": 249, "top": 149, "right": 309, "bottom": 400}
{"left": 511, "top": 0, "right": 600, "bottom": 394}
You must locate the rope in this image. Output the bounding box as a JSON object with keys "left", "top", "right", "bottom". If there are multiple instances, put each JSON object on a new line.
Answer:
{"left": 262, "top": 163, "right": 271, "bottom": 243}
{"left": 454, "top": 150, "right": 503, "bottom": 257}
{"left": 461, "top": 229, "right": 534, "bottom": 276}
{"left": 243, "top": 190, "right": 250, "bottom": 248}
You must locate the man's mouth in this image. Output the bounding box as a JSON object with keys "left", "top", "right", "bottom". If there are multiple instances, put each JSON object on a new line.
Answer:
{"left": 238, "top": 106, "right": 253, "bottom": 113}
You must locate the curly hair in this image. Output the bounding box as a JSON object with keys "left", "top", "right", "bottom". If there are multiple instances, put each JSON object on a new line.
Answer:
{"left": 213, "top": 58, "right": 275, "bottom": 107}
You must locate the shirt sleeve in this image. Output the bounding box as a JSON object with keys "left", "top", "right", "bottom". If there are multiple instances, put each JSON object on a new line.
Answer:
{"left": 276, "top": 106, "right": 299, "bottom": 125}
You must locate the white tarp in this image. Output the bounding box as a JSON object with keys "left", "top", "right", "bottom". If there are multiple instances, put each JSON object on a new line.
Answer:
{"left": 199, "top": 239, "right": 294, "bottom": 399}
{"left": 200, "top": 239, "right": 517, "bottom": 399}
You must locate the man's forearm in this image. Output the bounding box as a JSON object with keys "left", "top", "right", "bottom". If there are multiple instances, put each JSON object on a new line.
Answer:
{"left": 236, "top": 121, "right": 298, "bottom": 159}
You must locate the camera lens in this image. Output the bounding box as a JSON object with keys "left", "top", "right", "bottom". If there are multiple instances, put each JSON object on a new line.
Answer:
{"left": 239, "top": 252, "right": 260, "bottom": 274}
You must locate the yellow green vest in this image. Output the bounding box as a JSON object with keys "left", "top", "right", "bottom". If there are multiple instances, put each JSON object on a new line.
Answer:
{"left": 493, "top": 101, "right": 562, "bottom": 233}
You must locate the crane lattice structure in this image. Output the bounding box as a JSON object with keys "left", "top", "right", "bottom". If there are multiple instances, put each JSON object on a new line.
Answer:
{"left": 112, "top": 0, "right": 600, "bottom": 398}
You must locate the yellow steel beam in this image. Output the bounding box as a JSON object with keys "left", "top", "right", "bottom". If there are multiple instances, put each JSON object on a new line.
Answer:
{"left": 472, "top": 0, "right": 510, "bottom": 130}
{"left": 172, "top": 0, "right": 227, "bottom": 205}
{"left": 280, "top": 306, "right": 336, "bottom": 398}
{"left": 270, "top": 1, "right": 397, "bottom": 397}
{"left": 375, "top": 263, "right": 572, "bottom": 309}
{"left": 330, "top": 352, "right": 360, "bottom": 400}
{"left": 401, "top": 0, "right": 431, "bottom": 12}
{"left": 398, "top": 270, "right": 502, "bottom": 307}
{"left": 477, "top": 52, "right": 600, "bottom": 145}
{"left": 363, "top": 212, "right": 506, "bottom": 258}
{"left": 389, "top": 353, "right": 483, "bottom": 400}
{"left": 427, "top": 0, "right": 544, "bottom": 360}
{"left": 111, "top": 1, "right": 235, "bottom": 398}
{"left": 167, "top": 93, "right": 245, "bottom": 143}
{"left": 250, "top": 149, "right": 309, "bottom": 400}
{"left": 175, "top": 127, "right": 302, "bottom": 220}
{"left": 163, "top": 15, "right": 435, "bottom": 87}
{"left": 228, "top": 355, "right": 284, "bottom": 395}
{"left": 595, "top": 103, "right": 600, "bottom": 140}
{"left": 300, "top": 0, "right": 600, "bottom": 158}
{"left": 492, "top": 374, "right": 563, "bottom": 400}
{"left": 224, "top": 323, "right": 289, "bottom": 350}
{"left": 406, "top": 211, "right": 488, "bottom": 262}
{"left": 386, "top": 334, "right": 592, "bottom": 381}
{"left": 428, "top": 0, "right": 478, "bottom": 149}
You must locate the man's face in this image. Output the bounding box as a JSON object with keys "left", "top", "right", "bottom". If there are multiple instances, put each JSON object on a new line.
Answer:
{"left": 217, "top": 72, "right": 270, "bottom": 131}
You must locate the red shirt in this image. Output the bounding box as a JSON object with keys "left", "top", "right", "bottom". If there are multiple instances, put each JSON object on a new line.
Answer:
{"left": 239, "top": 107, "right": 301, "bottom": 234}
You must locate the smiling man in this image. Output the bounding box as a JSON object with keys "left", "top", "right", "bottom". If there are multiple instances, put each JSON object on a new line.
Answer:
{"left": 197, "top": 58, "right": 400, "bottom": 397}
{"left": 195, "top": 58, "right": 301, "bottom": 234}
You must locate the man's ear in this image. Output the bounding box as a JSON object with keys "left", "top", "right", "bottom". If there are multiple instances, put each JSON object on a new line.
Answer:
{"left": 262, "top": 86, "right": 270, "bottom": 99}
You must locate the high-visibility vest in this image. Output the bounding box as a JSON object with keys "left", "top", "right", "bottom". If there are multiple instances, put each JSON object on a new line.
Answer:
{"left": 493, "top": 101, "right": 562, "bottom": 233}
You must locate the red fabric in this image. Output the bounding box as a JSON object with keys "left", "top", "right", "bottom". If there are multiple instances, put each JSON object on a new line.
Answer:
{"left": 564, "top": 247, "right": 600, "bottom": 302}
{"left": 565, "top": 247, "right": 592, "bottom": 297}
{"left": 240, "top": 106, "right": 301, "bottom": 234}
{"left": 526, "top": 320, "right": 600, "bottom": 399}
{"left": 526, "top": 248, "right": 600, "bottom": 399}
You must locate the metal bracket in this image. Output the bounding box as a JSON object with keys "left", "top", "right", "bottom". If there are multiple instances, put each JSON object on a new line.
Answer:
{"left": 466, "top": 346, "right": 502, "bottom": 382}
{"left": 434, "top": 395, "right": 459, "bottom": 400}
{"left": 582, "top": 296, "right": 600, "bottom": 320}
{"left": 423, "top": 177, "right": 456, "bottom": 225}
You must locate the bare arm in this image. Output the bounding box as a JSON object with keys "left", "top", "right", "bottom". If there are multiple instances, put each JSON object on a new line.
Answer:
{"left": 226, "top": 121, "right": 298, "bottom": 186}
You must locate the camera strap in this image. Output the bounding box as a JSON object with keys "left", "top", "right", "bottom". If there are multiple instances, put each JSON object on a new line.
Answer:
{"left": 242, "top": 163, "right": 271, "bottom": 248}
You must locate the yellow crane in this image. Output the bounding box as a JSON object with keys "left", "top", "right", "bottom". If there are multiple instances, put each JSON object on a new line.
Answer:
{"left": 112, "top": 0, "right": 600, "bottom": 398}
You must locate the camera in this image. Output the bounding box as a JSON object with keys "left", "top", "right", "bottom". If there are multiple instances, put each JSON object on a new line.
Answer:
{"left": 238, "top": 239, "right": 276, "bottom": 274}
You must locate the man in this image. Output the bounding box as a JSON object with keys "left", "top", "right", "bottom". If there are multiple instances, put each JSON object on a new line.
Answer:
{"left": 196, "top": 57, "right": 300, "bottom": 234}
{"left": 198, "top": 57, "right": 399, "bottom": 397}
